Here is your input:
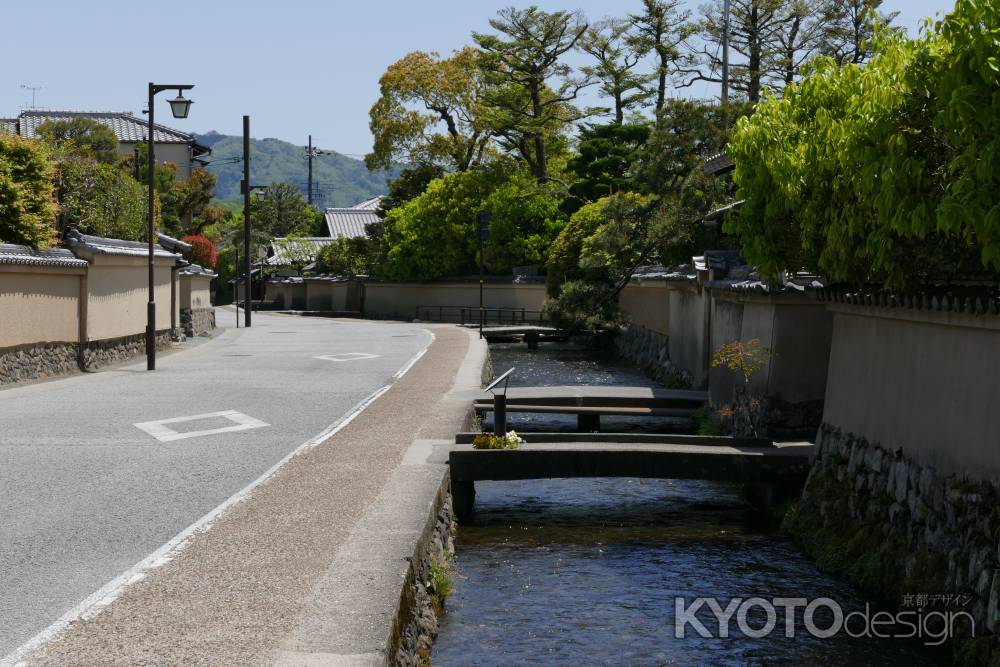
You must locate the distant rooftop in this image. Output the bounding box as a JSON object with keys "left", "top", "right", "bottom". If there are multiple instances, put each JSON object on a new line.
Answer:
{"left": 323, "top": 208, "right": 379, "bottom": 239}
{"left": 350, "top": 197, "right": 383, "bottom": 211}
{"left": 267, "top": 237, "right": 336, "bottom": 266}
{"left": 1, "top": 110, "right": 209, "bottom": 155}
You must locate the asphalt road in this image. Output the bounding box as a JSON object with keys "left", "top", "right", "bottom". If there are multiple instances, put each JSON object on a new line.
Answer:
{"left": 0, "top": 312, "right": 432, "bottom": 660}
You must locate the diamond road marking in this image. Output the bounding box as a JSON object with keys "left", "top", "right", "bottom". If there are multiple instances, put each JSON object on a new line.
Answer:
{"left": 134, "top": 410, "right": 269, "bottom": 442}
{"left": 315, "top": 352, "right": 382, "bottom": 362}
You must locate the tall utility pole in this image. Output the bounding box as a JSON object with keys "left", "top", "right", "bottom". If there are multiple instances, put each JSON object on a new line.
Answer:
{"left": 307, "top": 134, "right": 314, "bottom": 206}
{"left": 304, "top": 137, "right": 328, "bottom": 208}
{"left": 242, "top": 115, "right": 252, "bottom": 327}
{"left": 721, "top": 0, "right": 731, "bottom": 108}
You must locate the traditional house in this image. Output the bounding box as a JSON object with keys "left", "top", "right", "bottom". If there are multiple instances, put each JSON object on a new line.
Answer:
{"left": 0, "top": 110, "right": 210, "bottom": 180}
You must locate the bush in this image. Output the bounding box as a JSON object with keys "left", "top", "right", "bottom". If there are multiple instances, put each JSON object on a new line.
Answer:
{"left": 315, "top": 236, "right": 370, "bottom": 276}
{"left": 0, "top": 135, "right": 58, "bottom": 248}
{"left": 181, "top": 233, "right": 218, "bottom": 269}
{"left": 728, "top": 1, "right": 1000, "bottom": 288}
{"left": 57, "top": 158, "right": 153, "bottom": 242}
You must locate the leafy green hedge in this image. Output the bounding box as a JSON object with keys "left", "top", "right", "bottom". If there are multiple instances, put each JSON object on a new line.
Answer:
{"left": 0, "top": 135, "right": 58, "bottom": 248}
{"left": 727, "top": 0, "right": 1000, "bottom": 289}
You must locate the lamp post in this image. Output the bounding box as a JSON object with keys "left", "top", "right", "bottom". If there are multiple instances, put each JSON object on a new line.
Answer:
{"left": 476, "top": 211, "right": 491, "bottom": 339}
{"left": 146, "top": 83, "right": 194, "bottom": 371}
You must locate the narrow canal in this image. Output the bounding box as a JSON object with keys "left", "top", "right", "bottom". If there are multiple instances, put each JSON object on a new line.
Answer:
{"left": 432, "top": 342, "right": 948, "bottom": 666}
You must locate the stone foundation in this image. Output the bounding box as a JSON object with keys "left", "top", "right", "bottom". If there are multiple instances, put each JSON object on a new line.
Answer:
{"left": 391, "top": 476, "right": 455, "bottom": 666}
{"left": 785, "top": 424, "right": 1000, "bottom": 662}
{"left": 1, "top": 332, "right": 176, "bottom": 386}
{"left": 181, "top": 307, "right": 215, "bottom": 337}
{"left": 615, "top": 324, "right": 691, "bottom": 388}
{"left": 0, "top": 343, "right": 79, "bottom": 387}
{"left": 80, "top": 332, "right": 174, "bottom": 370}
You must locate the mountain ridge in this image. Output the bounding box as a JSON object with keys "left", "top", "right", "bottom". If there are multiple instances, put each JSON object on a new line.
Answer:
{"left": 197, "top": 131, "right": 397, "bottom": 208}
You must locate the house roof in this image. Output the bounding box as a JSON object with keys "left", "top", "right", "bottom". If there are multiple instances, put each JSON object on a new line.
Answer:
{"left": 703, "top": 200, "right": 745, "bottom": 225}
{"left": 323, "top": 208, "right": 378, "bottom": 239}
{"left": 703, "top": 151, "right": 735, "bottom": 176}
{"left": 65, "top": 230, "right": 180, "bottom": 260}
{"left": 267, "top": 237, "right": 336, "bottom": 266}
{"left": 179, "top": 263, "right": 217, "bottom": 278}
{"left": 157, "top": 232, "right": 193, "bottom": 254}
{"left": 3, "top": 110, "right": 210, "bottom": 156}
{"left": 0, "top": 243, "right": 88, "bottom": 269}
{"left": 350, "top": 197, "right": 383, "bottom": 211}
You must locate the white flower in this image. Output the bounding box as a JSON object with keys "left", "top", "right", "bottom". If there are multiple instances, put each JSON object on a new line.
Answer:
{"left": 505, "top": 430, "right": 524, "bottom": 445}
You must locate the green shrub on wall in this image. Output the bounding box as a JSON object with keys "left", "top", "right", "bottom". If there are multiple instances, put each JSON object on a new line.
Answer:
{"left": 57, "top": 158, "right": 157, "bottom": 242}
{"left": 727, "top": 0, "right": 1000, "bottom": 289}
{"left": 0, "top": 135, "right": 58, "bottom": 248}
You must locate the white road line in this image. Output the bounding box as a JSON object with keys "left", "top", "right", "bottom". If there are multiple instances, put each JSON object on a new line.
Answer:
{"left": 0, "top": 331, "right": 434, "bottom": 667}
{"left": 134, "top": 410, "right": 269, "bottom": 443}
{"left": 314, "top": 352, "right": 382, "bottom": 362}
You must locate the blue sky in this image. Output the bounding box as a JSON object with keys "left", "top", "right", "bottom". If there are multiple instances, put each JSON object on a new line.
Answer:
{"left": 1, "top": 1, "right": 955, "bottom": 157}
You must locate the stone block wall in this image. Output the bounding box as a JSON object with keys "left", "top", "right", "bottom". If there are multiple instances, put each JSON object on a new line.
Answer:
{"left": 786, "top": 425, "right": 1000, "bottom": 659}
{"left": 80, "top": 332, "right": 174, "bottom": 370}
{"left": 0, "top": 332, "right": 176, "bottom": 385}
{"left": 615, "top": 324, "right": 691, "bottom": 387}
{"left": 181, "top": 308, "right": 215, "bottom": 338}
{"left": 0, "top": 343, "right": 79, "bottom": 387}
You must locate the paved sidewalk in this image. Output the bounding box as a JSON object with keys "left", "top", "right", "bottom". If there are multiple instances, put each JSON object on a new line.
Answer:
{"left": 22, "top": 324, "right": 485, "bottom": 666}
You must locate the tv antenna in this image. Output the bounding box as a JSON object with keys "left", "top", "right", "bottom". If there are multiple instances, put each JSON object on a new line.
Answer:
{"left": 20, "top": 84, "right": 43, "bottom": 108}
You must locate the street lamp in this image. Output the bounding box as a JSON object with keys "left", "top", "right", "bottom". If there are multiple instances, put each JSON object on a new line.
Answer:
{"left": 146, "top": 83, "right": 194, "bottom": 371}
{"left": 477, "top": 211, "right": 491, "bottom": 339}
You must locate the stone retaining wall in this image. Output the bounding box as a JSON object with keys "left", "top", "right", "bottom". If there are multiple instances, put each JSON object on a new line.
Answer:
{"left": 615, "top": 324, "right": 691, "bottom": 388}
{"left": 1, "top": 332, "right": 176, "bottom": 386}
{"left": 391, "top": 478, "right": 455, "bottom": 666}
{"left": 80, "top": 332, "right": 174, "bottom": 371}
{"left": 181, "top": 307, "right": 215, "bottom": 338}
{"left": 785, "top": 424, "right": 1000, "bottom": 661}
{"left": 0, "top": 343, "right": 79, "bottom": 387}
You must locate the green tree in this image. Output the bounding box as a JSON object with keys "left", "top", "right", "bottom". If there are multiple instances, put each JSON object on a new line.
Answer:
{"left": 378, "top": 165, "right": 446, "bottom": 216}
{"left": 681, "top": 0, "right": 786, "bottom": 102}
{"left": 544, "top": 192, "right": 657, "bottom": 328}
{"left": 314, "top": 236, "right": 371, "bottom": 276}
{"left": 567, "top": 122, "right": 651, "bottom": 204}
{"left": 474, "top": 6, "right": 598, "bottom": 181}
{"left": 36, "top": 118, "right": 120, "bottom": 164}
{"left": 0, "top": 135, "right": 58, "bottom": 248}
{"left": 56, "top": 158, "right": 153, "bottom": 241}
{"left": 367, "top": 47, "right": 494, "bottom": 172}
{"left": 822, "top": 0, "right": 900, "bottom": 65}
{"left": 546, "top": 196, "right": 615, "bottom": 296}
{"left": 628, "top": 0, "right": 694, "bottom": 117}
{"left": 727, "top": 0, "right": 1000, "bottom": 289}
{"left": 251, "top": 182, "right": 323, "bottom": 239}
{"left": 379, "top": 162, "right": 566, "bottom": 280}
{"left": 639, "top": 99, "right": 747, "bottom": 196}
{"left": 579, "top": 19, "right": 652, "bottom": 124}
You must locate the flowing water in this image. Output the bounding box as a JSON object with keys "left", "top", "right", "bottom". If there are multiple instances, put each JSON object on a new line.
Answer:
{"left": 432, "top": 342, "right": 949, "bottom": 666}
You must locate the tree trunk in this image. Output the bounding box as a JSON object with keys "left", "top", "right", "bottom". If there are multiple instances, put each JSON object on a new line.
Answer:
{"left": 529, "top": 81, "right": 548, "bottom": 180}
